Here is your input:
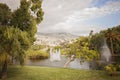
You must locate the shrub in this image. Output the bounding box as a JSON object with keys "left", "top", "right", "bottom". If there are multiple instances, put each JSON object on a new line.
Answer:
{"left": 26, "top": 49, "right": 49, "bottom": 60}
{"left": 105, "top": 64, "right": 120, "bottom": 76}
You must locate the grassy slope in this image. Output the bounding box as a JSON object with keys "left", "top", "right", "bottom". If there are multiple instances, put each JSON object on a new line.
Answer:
{"left": 2, "top": 66, "right": 120, "bottom": 80}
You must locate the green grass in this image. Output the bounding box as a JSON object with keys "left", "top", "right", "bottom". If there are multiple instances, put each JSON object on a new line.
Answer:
{"left": 1, "top": 66, "right": 119, "bottom": 80}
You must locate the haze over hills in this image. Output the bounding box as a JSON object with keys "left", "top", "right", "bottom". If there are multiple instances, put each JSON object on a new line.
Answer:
{"left": 34, "top": 32, "right": 79, "bottom": 46}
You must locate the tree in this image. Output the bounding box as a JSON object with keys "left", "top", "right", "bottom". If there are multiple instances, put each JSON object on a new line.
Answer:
{"left": 89, "top": 33, "right": 104, "bottom": 51}
{"left": 89, "top": 25, "right": 120, "bottom": 64}
{"left": 0, "top": 0, "right": 44, "bottom": 79}
{"left": 105, "top": 28, "right": 120, "bottom": 62}
{"left": 0, "top": 26, "right": 30, "bottom": 79}
{"left": 0, "top": 3, "right": 11, "bottom": 25}
{"left": 11, "top": 0, "right": 44, "bottom": 44}
{"left": 66, "top": 36, "right": 99, "bottom": 62}
{"left": 105, "top": 28, "right": 120, "bottom": 55}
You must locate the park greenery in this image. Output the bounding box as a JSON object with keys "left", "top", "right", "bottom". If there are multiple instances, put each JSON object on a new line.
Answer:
{"left": 105, "top": 64, "right": 120, "bottom": 76}
{"left": 26, "top": 45, "right": 48, "bottom": 60}
{"left": 58, "top": 25, "right": 120, "bottom": 75}
{"left": 89, "top": 25, "right": 120, "bottom": 75}
{"left": 0, "top": 0, "right": 43, "bottom": 79}
{"left": 65, "top": 36, "right": 99, "bottom": 62}
{"left": 89, "top": 25, "right": 120, "bottom": 64}
{"left": 0, "top": 0, "right": 120, "bottom": 80}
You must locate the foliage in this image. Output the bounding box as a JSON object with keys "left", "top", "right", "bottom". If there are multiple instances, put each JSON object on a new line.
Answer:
{"left": 31, "top": 44, "right": 46, "bottom": 50}
{"left": 26, "top": 49, "right": 48, "bottom": 60}
{"left": 54, "top": 46, "right": 62, "bottom": 50}
{"left": 105, "top": 64, "right": 120, "bottom": 76}
{"left": 0, "top": 3, "right": 11, "bottom": 25}
{"left": 26, "top": 44, "right": 48, "bottom": 60}
{"left": 11, "top": 0, "right": 43, "bottom": 44}
{"left": 0, "top": 0, "right": 44, "bottom": 63}
{"left": 89, "top": 33, "right": 104, "bottom": 51}
{"left": 30, "top": 0, "right": 44, "bottom": 23}
{"left": 0, "top": 25, "right": 30, "bottom": 65}
{"left": 105, "top": 26, "right": 120, "bottom": 55}
{"left": 0, "top": 0, "right": 44, "bottom": 79}
{"left": 66, "top": 36, "right": 99, "bottom": 62}
{"left": 105, "top": 64, "right": 117, "bottom": 73}
{"left": 89, "top": 25, "right": 120, "bottom": 63}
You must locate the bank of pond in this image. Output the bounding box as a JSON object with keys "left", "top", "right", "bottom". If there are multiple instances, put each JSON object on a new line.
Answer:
{"left": 23, "top": 48, "right": 120, "bottom": 77}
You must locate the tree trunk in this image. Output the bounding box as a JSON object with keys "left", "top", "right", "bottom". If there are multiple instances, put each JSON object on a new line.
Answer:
{"left": 110, "top": 37, "right": 114, "bottom": 61}
{"left": 10, "top": 56, "right": 14, "bottom": 65}
{"left": 1, "top": 60, "right": 7, "bottom": 80}
{"left": 64, "top": 60, "right": 72, "bottom": 68}
{"left": 64, "top": 55, "right": 75, "bottom": 68}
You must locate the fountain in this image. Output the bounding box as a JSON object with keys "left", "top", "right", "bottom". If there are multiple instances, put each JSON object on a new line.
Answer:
{"left": 101, "top": 39, "right": 111, "bottom": 63}
{"left": 50, "top": 48, "right": 61, "bottom": 61}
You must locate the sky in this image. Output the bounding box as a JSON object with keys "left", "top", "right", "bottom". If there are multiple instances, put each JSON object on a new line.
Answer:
{"left": 0, "top": 0, "right": 120, "bottom": 36}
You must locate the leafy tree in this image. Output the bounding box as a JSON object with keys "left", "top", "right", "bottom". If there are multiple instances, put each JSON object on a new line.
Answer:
{"left": 105, "top": 27, "right": 120, "bottom": 62}
{"left": 89, "top": 25, "right": 120, "bottom": 64}
{"left": 105, "top": 28, "right": 120, "bottom": 55}
{"left": 89, "top": 33, "right": 104, "bottom": 51}
{"left": 11, "top": 0, "right": 44, "bottom": 44}
{"left": 0, "top": 3, "right": 11, "bottom": 25}
{"left": 0, "top": 25, "right": 30, "bottom": 79}
{"left": 0, "top": 0, "right": 44, "bottom": 79}
{"left": 66, "top": 36, "right": 99, "bottom": 62}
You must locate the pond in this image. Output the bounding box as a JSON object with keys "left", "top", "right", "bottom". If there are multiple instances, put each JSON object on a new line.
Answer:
{"left": 25, "top": 55, "right": 90, "bottom": 69}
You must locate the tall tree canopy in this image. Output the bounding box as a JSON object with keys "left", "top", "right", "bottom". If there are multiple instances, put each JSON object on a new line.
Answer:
{"left": 89, "top": 25, "right": 120, "bottom": 63}
{"left": 0, "top": 0, "right": 44, "bottom": 79}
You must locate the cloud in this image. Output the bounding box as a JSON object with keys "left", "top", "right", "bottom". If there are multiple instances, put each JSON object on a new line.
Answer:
{"left": 38, "top": 0, "right": 120, "bottom": 35}
{"left": 40, "top": 23, "right": 106, "bottom": 36}
{"left": 39, "top": 0, "right": 93, "bottom": 26}
{"left": 66, "top": 1, "right": 120, "bottom": 22}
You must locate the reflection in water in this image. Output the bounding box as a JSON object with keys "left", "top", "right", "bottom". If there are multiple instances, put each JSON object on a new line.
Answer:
{"left": 26, "top": 55, "right": 90, "bottom": 69}
{"left": 68, "top": 59, "right": 90, "bottom": 69}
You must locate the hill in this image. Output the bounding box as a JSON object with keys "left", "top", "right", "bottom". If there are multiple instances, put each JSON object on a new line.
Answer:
{"left": 34, "top": 32, "right": 79, "bottom": 46}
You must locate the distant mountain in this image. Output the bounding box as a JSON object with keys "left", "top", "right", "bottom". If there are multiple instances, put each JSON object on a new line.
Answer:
{"left": 34, "top": 32, "right": 79, "bottom": 46}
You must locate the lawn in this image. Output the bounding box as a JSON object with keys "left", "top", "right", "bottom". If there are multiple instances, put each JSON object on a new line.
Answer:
{"left": 1, "top": 66, "right": 120, "bottom": 80}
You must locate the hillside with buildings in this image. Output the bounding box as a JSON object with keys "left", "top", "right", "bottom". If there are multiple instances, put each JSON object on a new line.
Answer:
{"left": 34, "top": 32, "right": 78, "bottom": 46}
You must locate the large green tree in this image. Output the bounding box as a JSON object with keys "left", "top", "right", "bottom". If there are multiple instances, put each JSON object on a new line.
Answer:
{"left": 89, "top": 25, "right": 120, "bottom": 63}
{"left": 0, "top": 0, "right": 44, "bottom": 79}
{"left": 66, "top": 36, "right": 99, "bottom": 62}
{"left": 0, "top": 26, "right": 30, "bottom": 79}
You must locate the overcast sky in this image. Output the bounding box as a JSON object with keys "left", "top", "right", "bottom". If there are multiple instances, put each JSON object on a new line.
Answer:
{"left": 0, "top": 0, "right": 120, "bottom": 36}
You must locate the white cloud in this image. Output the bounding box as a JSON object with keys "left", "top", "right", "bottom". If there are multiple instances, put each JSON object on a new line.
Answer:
{"left": 66, "top": 1, "right": 120, "bottom": 22}
{"left": 39, "top": 16, "right": 107, "bottom": 35}
{"left": 40, "top": 0, "right": 93, "bottom": 25}
{"left": 42, "top": 0, "right": 120, "bottom": 35}
{"left": 38, "top": 0, "right": 93, "bottom": 34}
